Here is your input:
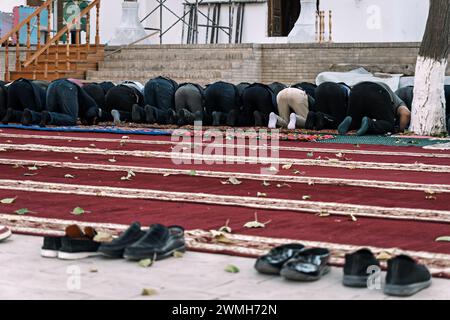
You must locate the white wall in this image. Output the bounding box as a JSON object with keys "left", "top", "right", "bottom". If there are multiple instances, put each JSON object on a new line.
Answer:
{"left": 0, "top": 0, "right": 431, "bottom": 44}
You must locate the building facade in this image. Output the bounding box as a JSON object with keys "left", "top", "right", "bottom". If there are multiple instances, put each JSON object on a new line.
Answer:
{"left": 1, "top": 0, "right": 430, "bottom": 45}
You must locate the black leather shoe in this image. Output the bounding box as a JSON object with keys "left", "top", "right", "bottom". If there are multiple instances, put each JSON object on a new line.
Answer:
{"left": 144, "top": 105, "right": 156, "bottom": 123}
{"left": 123, "top": 224, "right": 185, "bottom": 261}
{"left": 21, "top": 109, "right": 33, "bottom": 126}
{"left": 98, "top": 222, "right": 145, "bottom": 258}
{"left": 254, "top": 110, "right": 263, "bottom": 127}
{"left": 384, "top": 255, "right": 432, "bottom": 297}
{"left": 132, "top": 104, "right": 144, "bottom": 122}
{"left": 212, "top": 111, "right": 222, "bottom": 126}
{"left": 343, "top": 248, "right": 380, "bottom": 287}
{"left": 255, "top": 243, "right": 305, "bottom": 275}
{"left": 41, "top": 236, "right": 62, "bottom": 258}
{"left": 305, "top": 111, "right": 317, "bottom": 130}
{"left": 226, "top": 109, "right": 238, "bottom": 127}
{"left": 177, "top": 109, "right": 186, "bottom": 126}
{"left": 2, "top": 108, "right": 13, "bottom": 124}
{"left": 280, "top": 248, "right": 330, "bottom": 281}
{"left": 167, "top": 108, "right": 177, "bottom": 125}
{"left": 39, "top": 111, "right": 51, "bottom": 127}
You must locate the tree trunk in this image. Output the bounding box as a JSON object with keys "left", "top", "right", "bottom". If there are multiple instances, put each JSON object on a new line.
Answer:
{"left": 410, "top": 0, "right": 450, "bottom": 135}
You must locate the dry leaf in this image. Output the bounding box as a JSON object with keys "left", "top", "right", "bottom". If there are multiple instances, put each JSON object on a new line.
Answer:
{"left": 243, "top": 213, "right": 271, "bottom": 229}
{"left": 435, "top": 236, "right": 450, "bottom": 242}
{"left": 335, "top": 152, "right": 344, "bottom": 158}
{"left": 376, "top": 251, "right": 392, "bottom": 261}
{"left": 276, "top": 183, "right": 291, "bottom": 188}
{"left": 28, "top": 165, "right": 38, "bottom": 171}
{"left": 257, "top": 192, "right": 267, "bottom": 197}
{"left": 89, "top": 144, "right": 96, "bottom": 147}
{"left": 108, "top": 158, "right": 117, "bottom": 163}
{"left": 141, "top": 288, "right": 157, "bottom": 296}
{"left": 282, "top": 163, "right": 293, "bottom": 170}
{"left": 163, "top": 173, "right": 171, "bottom": 177}
{"left": 307, "top": 152, "right": 314, "bottom": 157}
{"left": 224, "top": 265, "right": 240, "bottom": 273}
{"left": 93, "top": 232, "right": 113, "bottom": 243}
{"left": 308, "top": 180, "right": 315, "bottom": 186}
{"left": 349, "top": 214, "right": 358, "bottom": 222}
{"left": 138, "top": 259, "right": 153, "bottom": 268}
{"left": 317, "top": 211, "right": 330, "bottom": 217}
{"left": 173, "top": 251, "right": 184, "bottom": 258}
{"left": 1, "top": 197, "right": 17, "bottom": 204}
{"left": 74, "top": 156, "right": 79, "bottom": 160}
{"left": 293, "top": 170, "right": 305, "bottom": 175}
{"left": 23, "top": 173, "right": 38, "bottom": 176}
{"left": 262, "top": 180, "right": 271, "bottom": 187}
{"left": 218, "top": 219, "right": 232, "bottom": 233}
{"left": 302, "top": 195, "right": 311, "bottom": 200}
{"left": 64, "top": 174, "right": 75, "bottom": 179}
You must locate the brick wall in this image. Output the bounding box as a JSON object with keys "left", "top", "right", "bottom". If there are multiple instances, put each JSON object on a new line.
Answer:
{"left": 93, "top": 42, "right": 450, "bottom": 85}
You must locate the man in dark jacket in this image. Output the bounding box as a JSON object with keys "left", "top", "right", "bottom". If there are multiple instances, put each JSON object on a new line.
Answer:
{"left": 239, "top": 83, "right": 277, "bottom": 127}
{"left": 204, "top": 81, "right": 241, "bottom": 126}
{"left": 2, "top": 78, "right": 48, "bottom": 125}
{"left": 39, "top": 79, "right": 101, "bottom": 127}
{"left": 133, "top": 76, "right": 178, "bottom": 124}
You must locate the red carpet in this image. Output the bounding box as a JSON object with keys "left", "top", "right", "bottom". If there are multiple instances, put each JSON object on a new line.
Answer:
{"left": 1, "top": 128, "right": 450, "bottom": 278}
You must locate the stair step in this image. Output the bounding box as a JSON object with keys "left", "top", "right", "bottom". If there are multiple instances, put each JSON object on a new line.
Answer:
{"left": 98, "top": 60, "right": 234, "bottom": 71}
{"left": 10, "top": 70, "right": 86, "bottom": 81}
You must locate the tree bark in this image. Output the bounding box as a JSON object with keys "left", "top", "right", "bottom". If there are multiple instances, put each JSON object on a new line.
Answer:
{"left": 410, "top": 0, "right": 450, "bottom": 135}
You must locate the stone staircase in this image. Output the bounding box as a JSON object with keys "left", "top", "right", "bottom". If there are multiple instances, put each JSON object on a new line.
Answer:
{"left": 86, "top": 44, "right": 262, "bottom": 85}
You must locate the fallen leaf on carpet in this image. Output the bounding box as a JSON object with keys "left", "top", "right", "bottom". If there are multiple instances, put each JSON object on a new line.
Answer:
{"left": 293, "top": 170, "right": 305, "bottom": 175}
{"left": 335, "top": 152, "right": 344, "bottom": 158}
{"left": 228, "top": 177, "right": 242, "bottom": 185}
{"left": 308, "top": 181, "right": 315, "bottom": 186}
{"left": 210, "top": 230, "right": 234, "bottom": 244}
{"left": 6, "top": 140, "right": 12, "bottom": 143}
{"left": 1, "top": 197, "right": 17, "bottom": 204}
{"left": 141, "top": 288, "right": 157, "bottom": 296}
{"left": 355, "top": 144, "right": 360, "bottom": 148}
{"left": 74, "top": 157, "right": 79, "bottom": 160}
{"left": 224, "top": 265, "right": 240, "bottom": 273}
{"left": 71, "top": 207, "right": 89, "bottom": 215}
{"left": 108, "top": 157, "right": 117, "bottom": 163}
{"left": 376, "top": 251, "right": 392, "bottom": 261}
{"left": 276, "top": 183, "right": 291, "bottom": 188}
{"left": 426, "top": 195, "right": 437, "bottom": 200}
{"left": 435, "top": 236, "right": 450, "bottom": 242}
{"left": 12, "top": 164, "right": 24, "bottom": 169}
{"left": 307, "top": 152, "right": 314, "bottom": 157}
{"left": 119, "top": 140, "right": 127, "bottom": 146}
{"left": 28, "top": 165, "right": 38, "bottom": 171}
{"left": 23, "top": 173, "right": 37, "bottom": 176}
{"left": 163, "top": 173, "right": 171, "bottom": 177}
{"left": 267, "top": 166, "right": 278, "bottom": 173}
{"left": 173, "top": 251, "right": 184, "bottom": 258}
{"left": 93, "top": 232, "right": 113, "bottom": 243}
{"left": 349, "top": 214, "right": 358, "bottom": 222}
{"left": 244, "top": 213, "right": 271, "bottom": 229}
{"left": 189, "top": 170, "right": 197, "bottom": 176}
{"left": 121, "top": 170, "right": 135, "bottom": 181}
{"left": 327, "top": 158, "right": 340, "bottom": 163}
{"left": 15, "top": 208, "right": 30, "bottom": 215}
{"left": 121, "top": 136, "right": 130, "bottom": 140}
{"left": 302, "top": 195, "right": 311, "bottom": 200}
{"left": 282, "top": 163, "right": 293, "bottom": 170}
{"left": 317, "top": 211, "right": 330, "bottom": 217}
{"left": 257, "top": 192, "right": 267, "bottom": 197}
{"left": 89, "top": 144, "right": 96, "bottom": 147}
{"left": 262, "top": 180, "right": 271, "bottom": 187}
{"left": 64, "top": 174, "right": 75, "bottom": 179}
{"left": 316, "top": 156, "right": 322, "bottom": 160}
{"left": 218, "top": 219, "right": 232, "bottom": 233}
{"left": 138, "top": 259, "right": 153, "bottom": 268}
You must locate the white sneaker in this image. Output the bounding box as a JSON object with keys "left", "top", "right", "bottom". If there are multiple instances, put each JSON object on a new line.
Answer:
{"left": 288, "top": 113, "right": 297, "bottom": 130}
{"left": 268, "top": 112, "right": 277, "bottom": 129}
{"left": 0, "top": 225, "right": 12, "bottom": 242}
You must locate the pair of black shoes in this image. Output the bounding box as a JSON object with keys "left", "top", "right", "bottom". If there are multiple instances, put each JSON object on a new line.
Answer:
{"left": 255, "top": 244, "right": 330, "bottom": 281}
{"left": 98, "top": 222, "right": 185, "bottom": 261}
{"left": 344, "top": 248, "right": 432, "bottom": 296}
